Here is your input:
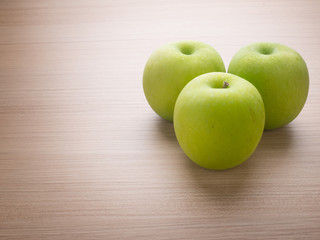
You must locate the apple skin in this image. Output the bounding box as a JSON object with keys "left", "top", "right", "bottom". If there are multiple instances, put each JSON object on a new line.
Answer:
{"left": 174, "top": 72, "right": 265, "bottom": 170}
{"left": 228, "top": 42, "right": 309, "bottom": 129}
{"left": 143, "top": 41, "right": 225, "bottom": 121}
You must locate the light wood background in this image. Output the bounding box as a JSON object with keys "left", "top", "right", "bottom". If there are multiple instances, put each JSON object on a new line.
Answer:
{"left": 0, "top": 0, "right": 320, "bottom": 239}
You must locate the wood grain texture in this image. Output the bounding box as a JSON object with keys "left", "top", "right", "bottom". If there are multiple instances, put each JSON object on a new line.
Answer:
{"left": 0, "top": 0, "right": 320, "bottom": 239}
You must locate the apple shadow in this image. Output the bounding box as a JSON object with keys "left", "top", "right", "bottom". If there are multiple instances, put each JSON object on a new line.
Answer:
{"left": 154, "top": 117, "right": 177, "bottom": 144}
{"left": 153, "top": 115, "right": 294, "bottom": 206}
{"left": 252, "top": 124, "right": 295, "bottom": 168}
{"left": 181, "top": 154, "right": 253, "bottom": 204}
{"left": 179, "top": 125, "right": 295, "bottom": 205}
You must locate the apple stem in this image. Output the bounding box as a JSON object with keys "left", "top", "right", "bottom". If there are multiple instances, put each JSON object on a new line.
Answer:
{"left": 223, "top": 81, "right": 229, "bottom": 88}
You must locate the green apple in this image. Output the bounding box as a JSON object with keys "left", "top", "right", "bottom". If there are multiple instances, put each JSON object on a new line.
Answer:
{"left": 174, "top": 72, "right": 265, "bottom": 170}
{"left": 228, "top": 42, "right": 309, "bottom": 129}
{"left": 143, "top": 40, "right": 225, "bottom": 121}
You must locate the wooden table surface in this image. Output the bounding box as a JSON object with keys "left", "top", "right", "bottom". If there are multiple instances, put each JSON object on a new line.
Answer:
{"left": 1, "top": 0, "right": 320, "bottom": 239}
